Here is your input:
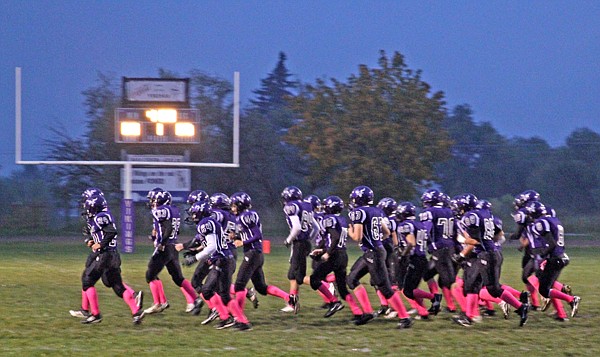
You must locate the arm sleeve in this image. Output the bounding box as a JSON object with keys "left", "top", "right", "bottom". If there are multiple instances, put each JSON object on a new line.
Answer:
{"left": 100, "top": 224, "right": 117, "bottom": 250}
{"left": 309, "top": 216, "right": 320, "bottom": 241}
{"left": 285, "top": 215, "right": 302, "bottom": 243}
{"left": 326, "top": 227, "right": 340, "bottom": 255}
{"left": 195, "top": 233, "right": 217, "bottom": 265}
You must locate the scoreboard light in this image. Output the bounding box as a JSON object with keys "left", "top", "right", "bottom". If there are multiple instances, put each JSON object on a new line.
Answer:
{"left": 115, "top": 108, "right": 200, "bottom": 144}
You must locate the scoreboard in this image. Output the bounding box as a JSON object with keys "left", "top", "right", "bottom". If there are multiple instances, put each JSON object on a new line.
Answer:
{"left": 115, "top": 108, "right": 200, "bottom": 144}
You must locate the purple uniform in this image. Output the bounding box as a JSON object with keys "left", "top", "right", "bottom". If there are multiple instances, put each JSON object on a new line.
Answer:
{"left": 284, "top": 200, "right": 315, "bottom": 242}
{"left": 419, "top": 206, "right": 455, "bottom": 251}
{"left": 195, "top": 216, "right": 232, "bottom": 262}
{"left": 348, "top": 206, "right": 386, "bottom": 251}
{"left": 236, "top": 210, "right": 264, "bottom": 253}
{"left": 321, "top": 213, "right": 348, "bottom": 252}
{"left": 152, "top": 204, "right": 181, "bottom": 245}
{"left": 397, "top": 219, "right": 428, "bottom": 257}
{"left": 460, "top": 209, "right": 498, "bottom": 253}
{"left": 88, "top": 211, "right": 118, "bottom": 252}
{"left": 212, "top": 208, "right": 237, "bottom": 251}
{"left": 528, "top": 216, "right": 566, "bottom": 258}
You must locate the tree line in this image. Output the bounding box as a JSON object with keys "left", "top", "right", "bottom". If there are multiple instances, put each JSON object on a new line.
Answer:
{"left": 2, "top": 50, "right": 599, "bottom": 236}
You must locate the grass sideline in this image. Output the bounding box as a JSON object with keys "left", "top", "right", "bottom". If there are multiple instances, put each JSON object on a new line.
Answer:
{"left": 0, "top": 238, "right": 598, "bottom": 356}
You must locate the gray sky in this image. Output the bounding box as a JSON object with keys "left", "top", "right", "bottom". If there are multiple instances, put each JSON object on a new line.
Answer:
{"left": 2, "top": 1, "right": 599, "bottom": 175}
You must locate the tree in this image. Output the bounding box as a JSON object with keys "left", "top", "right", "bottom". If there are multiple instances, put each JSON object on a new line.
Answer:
{"left": 286, "top": 51, "right": 451, "bottom": 199}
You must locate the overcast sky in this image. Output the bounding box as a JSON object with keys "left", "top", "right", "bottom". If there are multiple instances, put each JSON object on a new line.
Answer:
{"left": 2, "top": 1, "right": 599, "bottom": 175}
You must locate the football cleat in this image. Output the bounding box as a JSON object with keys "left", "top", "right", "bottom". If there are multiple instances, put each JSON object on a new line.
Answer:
{"left": 429, "top": 294, "right": 442, "bottom": 316}
{"left": 132, "top": 309, "right": 145, "bottom": 325}
{"left": 320, "top": 302, "right": 331, "bottom": 309}
{"left": 570, "top": 296, "right": 581, "bottom": 318}
{"left": 452, "top": 314, "right": 472, "bottom": 327}
{"left": 288, "top": 294, "right": 300, "bottom": 314}
{"left": 350, "top": 314, "right": 362, "bottom": 323}
{"left": 159, "top": 302, "right": 170, "bottom": 312}
{"left": 414, "top": 314, "right": 429, "bottom": 320}
{"left": 444, "top": 307, "right": 457, "bottom": 313}
{"left": 483, "top": 309, "right": 496, "bottom": 317}
{"left": 69, "top": 309, "right": 91, "bottom": 318}
{"left": 215, "top": 316, "right": 236, "bottom": 330}
{"left": 324, "top": 301, "right": 344, "bottom": 318}
{"left": 233, "top": 322, "right": 253, "bottom": 331}
{"left": 471, "top": 315, "right": 483, "bottom": 323}
{"left": 134, "top": 291, "right": 144, "bottom": 311}
{"left": 384, "top": 310, "right": 398, "bottom": 319}
{"left": 185, "top": 303, "right": 195, "bottom": 313}
{"left": 246, "top": 287, "right": 259, "bottom": 309}
{"left": 554, "top": 315, "right": 569, "bottom": 322}
{"left": 81, "top": 313, "right": 102, "bottom": 324}
{"left": 397, "top": 317, "right": 413, "bottom": 329}
{"left": 407, "top": 308, "right": 418, "bottom": 315}
{"left": 540, "top": 297, "right": 551, "bottom": 312}
{"left": 376, "top": 305, "right": 391, "bottom": 317}
{"left": 190, "top": 297, "right": 204, "bottom": 316}
{"left": 354, "top": 313, "right": 375, "bottom": 326}
{"left": 519, "top": 291, "right": 530, "bottom": 304}
{"left": 280, "top": 305, "right": 295, "bottom": 313}
{"left": 562, "top": 285, "right": 573, "bottom": 296}
{"left": 499, "top": 301, "right": 510, "bottom": 319}
{"left": 201, "top": 308, "right": 219, "bottom": 325}
{"left": 144, "top": 303, "right": 162, "bottom": 315}
{"left": 517, "top": 303, "right": 529, "bottom": 326}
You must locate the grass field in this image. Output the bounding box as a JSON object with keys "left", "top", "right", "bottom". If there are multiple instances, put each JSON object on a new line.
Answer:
{"left": 0, "top": 237, "right": 598, "bottom": 356}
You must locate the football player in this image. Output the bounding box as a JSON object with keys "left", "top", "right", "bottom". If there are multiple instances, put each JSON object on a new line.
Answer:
{"left": 78, "top": 194, "right": 144, "bottom": 324}
{"left": 280, "top": 186, "right": 320, "bottom": 313}
{"left": 346, "top": 186, "right": 412, "bottom": 328}
{"left": 143, "top": 189, "right": 202, "bottom": 315}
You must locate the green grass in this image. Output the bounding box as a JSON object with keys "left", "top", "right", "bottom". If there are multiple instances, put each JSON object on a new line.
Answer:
{"left": 0, "top": 238, "right": 598, "bottom": 356}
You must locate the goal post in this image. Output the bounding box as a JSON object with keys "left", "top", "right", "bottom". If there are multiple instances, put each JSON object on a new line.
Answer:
{"left": 15, "top": 67, "right": 240, "bottom": 252}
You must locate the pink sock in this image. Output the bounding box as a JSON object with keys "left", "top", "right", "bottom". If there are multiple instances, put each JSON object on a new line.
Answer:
{"left": 230, "top": 284, "right": 236, "bottom": 296}
{"left": 401, "top": 291, "right": 422, "bottom": 311}
{"left": 201, "top": 293, "right": 213, "bottom": 309}
{"left": 525, "top": 282, "right": 540, "bottom": 307}
{"left": 466, "top": 293, "right": 478, "bottom": 319}
{"left": 480, "top": 288, "right": 502, "bottom": 304}
{"left": 553, "top": 281, "right": 564, "bottom": 291}
{"left": 210, "top": 295, "right": 229, "bottom": 320}
{"left": 318, "top": 282, "right": 336, "bottom": 302}
{"left": 411, "top": 295, "right": 429, "bottom": 316}
{"left": 236, "top": 289, "right": 247, "bottom": 310}
{"left": 442, "top": 287, "right": 456, "bottom": 311}
{"left": 453, "top": 277, "right": 467, "bottom": 312}
{"left": 81, "top": 290, "right": 89, "bottom": 311}
{"left": 326, "top": 273, "right": 336, "bottom": 283}
{"left": 353, "top": 286, "right": 373, "bottom": 313}
{"left": 227, "top": 300, "right": 249, "bottom": 324}
{"left": 149, "top": 280, "right": 162, "bottom": 305}
{"left": 427, "top": 279, "right": 439, "bottom": 294}
{"left": 267, "top": 285, "right": 289, "bottom": 301}
{"left": 376, "top": 290, "right": 388, "bottom": 306}
{"left": 501, "top": 284, "right": 521, "bottom": 298}
{"left": 552, "top": 298, "right": 567, "bottom": 318}
{"left": 501, "top": 290, "right": 523, "bottom": 309}
{"left": 317, "top": 290, "right": 330, "bottom": 303}
{"left": 549, "top": 288, "right": 574, "bottom": 302}
{"left": 180, "top": 280, "right": 197, "bottom": 303}
{"left": 156, "top": 280, "right": 167, "bottom": 304}
{"left": 387, "top": 291, "right": 409, "bottom": 319}
{"left": 528, "top": 275, "right": 540, "bottom": 289}
{"left": 344, "top": 294, "right": 363, "bottom": 315}
{"left": 413, "top": 288, "right": 434, "bottom": 300}
{"left": 122, "top": 289, "right": 138, "bottom": 313}
{"left": 84, "top": 287, "right": 100, "bottom": 315}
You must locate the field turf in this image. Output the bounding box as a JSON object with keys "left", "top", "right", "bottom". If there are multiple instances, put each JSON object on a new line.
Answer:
{"left": 0, "top": 237, "right": 598, "bottom": 356}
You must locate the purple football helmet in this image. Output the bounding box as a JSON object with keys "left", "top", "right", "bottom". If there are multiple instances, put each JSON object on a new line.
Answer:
{"left": 323, "top": 195, "right": 344, "bottom": 214}
{"left": 304, "top": 195, "right": 322, "bottom": 212}
{"left": 154, "top": 190, "right": 172, "bottom": 207}
{"left": 84, "top": 195, "right": 108, "bottom": 218}
{"left": 476, "top": 199, "right": 492, "bottom": 210}
{"left": 395, "top": 201, "right": 416, "bottom": 220}
{"left": 231, "top": 192, "right": 252, "bottom": 211}
{"left": 377, "top": 197, "right": 398, "bottom": 216}
{"left": 421, "top": 189, "right": 442, "bottom": 208}
{"left": 526, "top": 201, "right": 547, "bottom": 219}
{"left": 189, "top": 201, "right": 212, "bottom": 222}
{"left": 187, "top": 190, "right": 209, "bottom": 205}
{"left": 456, "top": 193, "right": 478, "bottom": 213}
{"left": 513, "top": 190, "right": 540, "bottom": 210}
{"left": 281, "top": 186, "right": 303, "bottom": 202}
{"left": 349, "top": 186, "right": 374, "bottom": 207}
{"left": 210, "top": 192, "right": 231, "bottom": 210}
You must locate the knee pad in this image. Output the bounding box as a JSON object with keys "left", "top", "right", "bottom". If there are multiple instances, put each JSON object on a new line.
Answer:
{"left": 309, "top": 276, "right": 321, "bottom": 291}
{"left": 346, "top": 275, "right": 359, "bottom": 290}
{"left": 145, "top": 271, "right": 157, "bottom": 284}
{"left": 487, "top": 285, "right": 503, "bottom": 298}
